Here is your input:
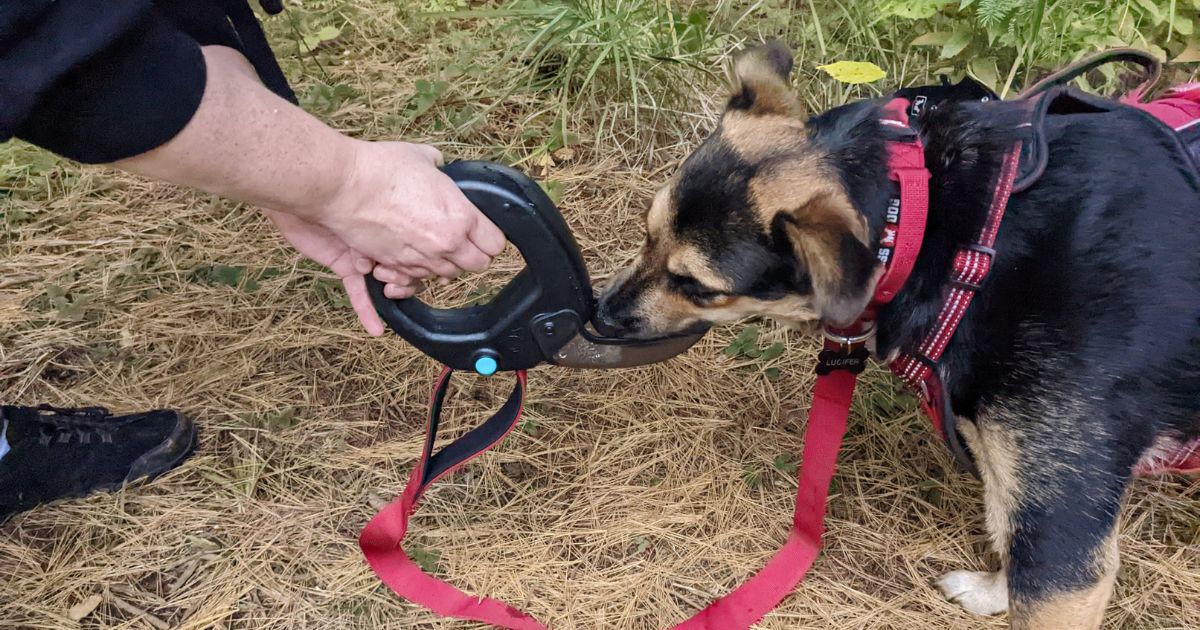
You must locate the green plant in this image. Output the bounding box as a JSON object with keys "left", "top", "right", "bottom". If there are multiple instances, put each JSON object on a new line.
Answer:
{"left": 723, "top": 325, "right": 787, "bottom": 380}
{"left": 405, "top": 541, "right": 441, "bottom": 573}
{"left": 434, "top": 0, "right": 731, "bottom": 141}
{"left": 886, "top": 0, "right": 1200, "bottom": 95}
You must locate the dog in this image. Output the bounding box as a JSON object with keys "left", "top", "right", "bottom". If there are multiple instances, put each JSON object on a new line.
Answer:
{"left": 595, "top": 41, "right": 1200, "bottom": 629}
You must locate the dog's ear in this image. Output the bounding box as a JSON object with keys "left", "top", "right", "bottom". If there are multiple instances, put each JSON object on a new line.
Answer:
{"left": 728, "top": 40, "right": 800, "bottom": 117}
{"left": 777, "top": 195, "right": 879, "bottom": 326}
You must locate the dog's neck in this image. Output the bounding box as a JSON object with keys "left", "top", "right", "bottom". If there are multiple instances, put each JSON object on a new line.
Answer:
{"left": 807, "top": 98, "right": 1021, "bottom": 356}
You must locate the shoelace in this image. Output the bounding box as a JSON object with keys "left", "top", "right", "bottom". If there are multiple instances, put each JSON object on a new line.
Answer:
{"left": 30, "top": 406, "right": 116, "bottom": 446}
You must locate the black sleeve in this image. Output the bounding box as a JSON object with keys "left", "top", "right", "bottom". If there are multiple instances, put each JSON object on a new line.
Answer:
{"left": 0, "top": 1, "right": 207, "bottom": 164}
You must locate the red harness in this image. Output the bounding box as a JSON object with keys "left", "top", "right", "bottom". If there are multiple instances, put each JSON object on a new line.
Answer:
{"left": 358, "top": 88, "right": 1198, "bottom": 628}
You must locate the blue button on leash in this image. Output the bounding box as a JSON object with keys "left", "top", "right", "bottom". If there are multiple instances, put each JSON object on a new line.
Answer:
{"left": 473, "top": 355, "right": 498, "bottom": 376}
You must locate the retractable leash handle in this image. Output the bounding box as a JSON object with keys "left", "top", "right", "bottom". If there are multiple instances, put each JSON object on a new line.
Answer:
{"left": 366, "top": 160, "right": 592, "bottom": 374}
{"left": 366, "top": 160, "right": 707, "bottom": 373}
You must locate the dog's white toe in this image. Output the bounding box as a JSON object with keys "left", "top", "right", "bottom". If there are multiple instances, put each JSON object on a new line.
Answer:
{"left": 936, "top": 570, "right": 1009, "bottom": 616}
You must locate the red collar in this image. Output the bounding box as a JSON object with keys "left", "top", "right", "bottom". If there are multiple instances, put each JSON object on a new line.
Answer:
{"left": 820, "top": 97, "right": 930, "bottom": 346}
{"left": 821, "top": 97, "right": 1021, "bottom": 474}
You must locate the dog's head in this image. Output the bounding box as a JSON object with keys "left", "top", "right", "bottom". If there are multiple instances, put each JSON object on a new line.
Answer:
{"left": 596, "top": 41, "right": 881, "bottom": 339}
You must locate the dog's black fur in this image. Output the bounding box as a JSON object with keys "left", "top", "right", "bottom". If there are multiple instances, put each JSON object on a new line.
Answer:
{"left": 598, "top": 43, "right": 1200, "bottom": 628}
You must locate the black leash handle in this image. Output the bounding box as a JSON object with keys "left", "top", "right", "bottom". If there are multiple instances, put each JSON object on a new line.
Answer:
{"left": 412, "top": 369, "right": 527, "bottom": 499}
{"left": 1020, "top": 48, "right": 1161, "bottom": 101}
{"left": 366, "top": 161, "right": 593, "bottom": 374}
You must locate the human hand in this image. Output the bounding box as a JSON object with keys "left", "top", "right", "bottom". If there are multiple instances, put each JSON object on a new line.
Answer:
{"left": 263, "top": 209, "right": 387, "bottom": 336}
{"left": 313, "top": 141, "right": 506, "bottom": 298}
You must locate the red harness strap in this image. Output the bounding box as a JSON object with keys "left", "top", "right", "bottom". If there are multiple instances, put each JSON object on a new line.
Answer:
{"left": 889, "top": 141, "right": 1022, "bottom": 435}
{"left": 359, "top": 99, "right": 932, "bottom": 629}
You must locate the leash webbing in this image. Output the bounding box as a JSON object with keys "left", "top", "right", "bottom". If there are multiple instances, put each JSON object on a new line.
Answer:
{"left": 673, "top": 349, "right": 855, "bottom": 628}
{"left": 359, "top": 362, "right": 857, "bottom": 629}
{"left": 359, "top": 369, "right": 544, "bottom": 629}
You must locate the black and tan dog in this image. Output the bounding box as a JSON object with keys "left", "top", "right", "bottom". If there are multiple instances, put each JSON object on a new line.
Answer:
{"left": 596, "top": 42, "right": 1200, "bottom": 629}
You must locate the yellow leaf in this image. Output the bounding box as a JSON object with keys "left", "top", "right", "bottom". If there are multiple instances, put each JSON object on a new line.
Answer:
{"left": 817, "top": 61, "right": 887, "bottom": 85}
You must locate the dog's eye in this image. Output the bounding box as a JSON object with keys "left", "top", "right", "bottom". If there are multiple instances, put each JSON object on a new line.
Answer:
{"left": 668, "top": 272, "right": 724, "bottom": 302}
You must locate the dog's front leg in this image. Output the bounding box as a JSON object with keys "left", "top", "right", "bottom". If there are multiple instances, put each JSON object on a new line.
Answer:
{"left": 940, "top": 408, "right": 1128, "bottom": 630}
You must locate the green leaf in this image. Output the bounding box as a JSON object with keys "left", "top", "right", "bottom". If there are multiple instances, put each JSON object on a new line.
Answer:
{"left": 817, "top": 60, "right": 887, "bottom": 84}
{"left": 202, "top": 265, "right": 244, "bottom": 288}
{"left": 1132, "top": 0, "right": 1164, "bottom": 24}
{"left": 1174, "top": 15, "right": 1195, "bottom": 37}
{"left": 940, "top": 30, "right": 972, "bottom": 59}
{"left": 764, "top": 367, "right": 781, "bottom": 381}
{"left": 911, "top": 32, "right": 953, "bottom": 47}
{"left": 870, "top": 392, "right": 895, "bottom": 414}
{"left": 879, "top": 0, "right": 950, "bottom": 19}
{"left": 539, "top": 180, "right": 564, "bottom": 205}
{"left": 895, "top": 393, "right": 918, "bottom": 412}
{"left": 772, "top": 454, "right": 798, "bottom": 475}
{"left": 723, "top": 325, "right": 760, "bottom": 357}
{"left": 759, "top": 342, "right": 786, "bottom": 363}
{"left": 633, "top": 536, "right": 651, "bottom": 553}
{"left": 265, "top": 407, "right": 300, "bottom": 432}
{"left": 969, "top": 57, "right": 1000, "bottom": 91}
{"left": 301, "top": 25, "right": 342, "bottom": 53}
{"left": 406, "top": 542, "right": 441, "bottom": 574}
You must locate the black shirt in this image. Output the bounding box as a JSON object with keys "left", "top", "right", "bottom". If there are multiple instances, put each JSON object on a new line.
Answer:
{"left": 0, "top": 0, "right": 294, "bottom": 164}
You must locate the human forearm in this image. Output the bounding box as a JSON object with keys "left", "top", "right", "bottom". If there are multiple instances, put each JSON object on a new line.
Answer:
{"left": 115, "top": 45, "right": 356, "bottom": 222}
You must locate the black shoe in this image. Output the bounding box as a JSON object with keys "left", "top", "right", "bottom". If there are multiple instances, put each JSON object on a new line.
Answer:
{"left": 0, "top": 405, "right": 198, "bottom": 522}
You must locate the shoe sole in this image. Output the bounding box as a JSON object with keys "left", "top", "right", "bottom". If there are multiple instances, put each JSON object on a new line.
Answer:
{"left": 123, "top": 413, "right": 199, "bottom": 486}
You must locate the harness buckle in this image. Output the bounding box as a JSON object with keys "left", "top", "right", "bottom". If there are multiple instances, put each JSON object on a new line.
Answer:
{"left": 963, "top": 243, "right": 996, "bottom": 257}
{"left": 950, "top": 243, "right": 997, "bottom": 291}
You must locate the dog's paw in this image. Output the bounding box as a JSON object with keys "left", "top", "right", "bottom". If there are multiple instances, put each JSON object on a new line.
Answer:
{"left": 936, "top": 570, "right": 1009, "bottom": 616}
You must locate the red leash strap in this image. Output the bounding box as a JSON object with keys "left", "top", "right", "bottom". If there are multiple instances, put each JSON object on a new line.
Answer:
{"left": 359, "top": 368, "right": 546, "bottom": 630}
{"left": 361, "top": 362, "right": 856, "bottom": 630}
{"left": 673, "top": 353, "right": 856, "bottom": 629}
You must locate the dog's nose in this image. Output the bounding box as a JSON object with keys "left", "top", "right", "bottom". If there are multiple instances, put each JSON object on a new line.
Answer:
{"left": 592, "top": 298, "right": 627, "bottom": 337}
{"left": 593, "top": 294, "right": 639, "bottom": 338}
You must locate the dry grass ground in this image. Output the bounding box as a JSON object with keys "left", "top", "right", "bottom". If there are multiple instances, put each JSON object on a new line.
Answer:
{"left": 2, "top": 2, "right": 1198, "bottom": 628}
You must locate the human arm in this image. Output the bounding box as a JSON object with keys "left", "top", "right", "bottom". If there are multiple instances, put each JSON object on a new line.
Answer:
{"left": 3, "top": 5, "right": 505, "bottom": 335}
